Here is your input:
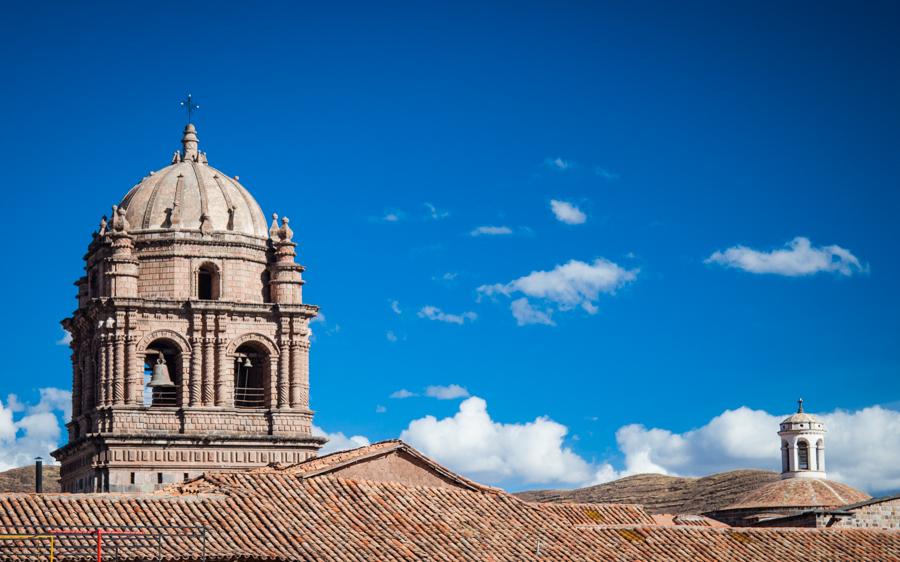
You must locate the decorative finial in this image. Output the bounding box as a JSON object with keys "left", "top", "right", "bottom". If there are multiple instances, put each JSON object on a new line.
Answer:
{"left": 181, "top": 124, "right": 199, "bottom": 161}
{"left": 180, "top": 94, "right": 199, "bottom": 124}
{"left": 281, "top": 216, "right": 293, "bottom": 242}
{"left": 797, "top": 398, "right": 804, "bottom": 413}
{"left": 269, "top": 213, "right": 280, "bottom": 239}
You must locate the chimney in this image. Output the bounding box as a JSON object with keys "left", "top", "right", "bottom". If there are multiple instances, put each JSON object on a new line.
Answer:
{"left": 34, "top": 457, "right": 43, "bottom": 494}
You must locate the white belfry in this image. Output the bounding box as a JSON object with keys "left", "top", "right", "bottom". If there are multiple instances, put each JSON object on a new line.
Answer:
{"left": 778, "top": 399, "right": 826, "bottom": 480}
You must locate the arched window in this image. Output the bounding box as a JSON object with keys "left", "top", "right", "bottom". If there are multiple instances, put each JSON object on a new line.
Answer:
{"left": 797, "top": 440, "right": 810, "bottom": 470}
{"left": 197, "top": 264, "right": 220, "bottom": 300}
{"left": 261, "top": 270, "right": 271, "bottom": 303}
{"left": 233, "top": 342, "right": 269, "bottom": 408}
{"left": 143, "top": 340, "right": 182, "bottom": 407}
{"left": 816, "top": 439, "right": 825, "bottom": 472}
{"left": 781, "top": 441, "right": 790, "bottom": 473}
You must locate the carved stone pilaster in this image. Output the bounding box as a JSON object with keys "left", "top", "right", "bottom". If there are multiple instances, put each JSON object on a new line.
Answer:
{"left": 70, "top": 352, "right": 81, "bottom": 418}
{"left": 97, "top": 336, "right": 108, "bottom": 406}
{"left": 125, "top": 335, "right": 140, "bottom": 405}
{"left": 215, "top": 338, "right": 229, "bottom": 407}
{"left": 202, "top": 337, "right": 214, "bottom": 406}
{"left": 189, "top": 338, "right": 202, "bottom": 407}
{"left": 113, "top": 334, "right": 125, "bottom": 405}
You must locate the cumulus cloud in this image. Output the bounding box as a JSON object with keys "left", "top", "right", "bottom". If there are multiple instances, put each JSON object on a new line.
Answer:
{"left": 313, "top": 425, "right": 371, "bottom": 455}
{"left": 401, "top": 396, "right": 609, "bottom": 487}
{"left": 478, "top": 258, "right": 637, "bottom": 325}
{"left": 470, "top": 225, "right": 513, "bottom": 237}
{"left": 706, "top": 237, "right": 866, "bottom": 277}
{"left": 0, "top": 388, "right": 72, "bottom": 471}
{"left": 510, "top": 298, "right": 555, "bottom": 326}
{"left": 417, "top": 306, "right": 477, "bottom": 325}
{"left": 610, "top": 405, "right": 900, "bottom": 494}
{"left": 424, "top": 384, "right": 470, "bottom": 400}
{"left": 545, "top": 157, "right": 573, "bottom": 171}
{"left": 549, "top": 200, "right": 587, "bottom": 225}
{"left": 390, "top": 389, "right": 417, "bottom": 399}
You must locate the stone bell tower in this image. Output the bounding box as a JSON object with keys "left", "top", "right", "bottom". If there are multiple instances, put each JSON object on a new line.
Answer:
{"left": 52, "top": 123, "right": 325, "bottom": 493}
{"left": 778, "top": 399, "right": 826, "bottom": 480}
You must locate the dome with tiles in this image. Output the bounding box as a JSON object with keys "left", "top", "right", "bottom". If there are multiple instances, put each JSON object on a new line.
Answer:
{"left": 118, "top": 124, "right": 268, "bottom": 239}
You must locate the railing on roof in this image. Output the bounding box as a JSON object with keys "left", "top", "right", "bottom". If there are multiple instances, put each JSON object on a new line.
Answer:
{"left": 234, "top": 386, "right": 265, "bottom": 408}
{"left": 0, "top": 525, "right": 207, "bottom": 562}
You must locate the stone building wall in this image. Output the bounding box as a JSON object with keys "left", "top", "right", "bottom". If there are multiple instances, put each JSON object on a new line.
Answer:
{"left": 836, "top": 498, "right": 900, "bottom": 529}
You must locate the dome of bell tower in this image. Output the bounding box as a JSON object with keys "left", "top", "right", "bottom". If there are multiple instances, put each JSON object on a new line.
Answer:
{"left": 118, "top": 124, "right": 268, "bottom": 238}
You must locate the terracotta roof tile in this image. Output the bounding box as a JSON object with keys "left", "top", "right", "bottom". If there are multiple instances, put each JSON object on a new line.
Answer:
{"left": 724, "top": 478, "right": 871, "bottom": 510}
{"left": 0, "top": 472, "right": 898, "bottom": 561}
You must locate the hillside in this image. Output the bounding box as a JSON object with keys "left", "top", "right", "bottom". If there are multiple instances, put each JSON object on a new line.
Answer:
{"left": 515, "top": 469, "right": 779, "bottom": 514}
{"left": 0, "top": 465, "right": 61, "bottom": 493}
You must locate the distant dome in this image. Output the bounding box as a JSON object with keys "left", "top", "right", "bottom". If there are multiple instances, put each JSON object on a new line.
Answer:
{"left": 724, "top": 478, "right": 869, "bottom": 510}
{"left": 118, "top": 124, "right": 268, "bottom": 238}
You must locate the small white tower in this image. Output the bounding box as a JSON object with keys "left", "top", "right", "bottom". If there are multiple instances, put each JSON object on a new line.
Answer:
{"left": 778, "top": 399, "right": 826, "bottom": 480}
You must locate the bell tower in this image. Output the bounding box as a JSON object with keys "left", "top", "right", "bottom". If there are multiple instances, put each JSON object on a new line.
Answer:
{"left": 52, "top": 123, "right": 325, "bottom": 493}
{"left": 778, "top": 399, "right": 826, "bottom": 480}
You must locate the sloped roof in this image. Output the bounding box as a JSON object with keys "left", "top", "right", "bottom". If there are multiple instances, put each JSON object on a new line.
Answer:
{"left": 723, "top": 478, "right": 871, "bottom": 510}
{"left": 534, "top": 502, "right": 657, "bottom": 526}
{"left": 0, "top": 471, "right": 898, "bottom": 561}
{"left": 240, "top": 439, "right": 498, "bottom": 492}
{"left": 652, "top": 514, "right": 730, "bottom": 528}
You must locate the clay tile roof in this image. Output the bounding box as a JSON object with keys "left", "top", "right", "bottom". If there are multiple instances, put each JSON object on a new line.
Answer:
{"left": 1, "top": 475, "right": 899, "bottom": 561}
{"left": 535, "top": 502, "right": 656, "bottom": 526}
{"left": 233, "top": 439, "right": 500, "bottom": 493}
{"left": 653, "top": 514, "right": 731, "bottom": 528}
{"left": 723, "top": 478, "right": 871, "bottom": 510}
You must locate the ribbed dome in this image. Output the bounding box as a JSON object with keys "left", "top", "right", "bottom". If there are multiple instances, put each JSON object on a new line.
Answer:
{"left": 724, "top": 478, "right": 869, "bottom": 510}
{"left": 118, "top": 125, "right": 268, "bottom": 238}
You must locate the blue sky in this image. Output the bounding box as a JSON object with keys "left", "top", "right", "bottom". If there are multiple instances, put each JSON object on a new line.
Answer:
{"left": 1, "top": 1, "right": 899, "bottom": 492}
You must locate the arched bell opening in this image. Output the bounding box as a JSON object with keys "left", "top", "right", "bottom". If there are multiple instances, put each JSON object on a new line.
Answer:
{"left": 233, "top": 342, "right": 270, "bottom": 409}
{"left": 797, "top": 439, "right": 810, "bottom": 471}
{"left": 143, "top": 339, "right": 183, "bottom": 407}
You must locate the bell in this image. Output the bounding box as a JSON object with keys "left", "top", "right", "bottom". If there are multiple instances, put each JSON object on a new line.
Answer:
{"left": 148, "top": 356, "right": 174, "bottom": 387}
{"left": 243, "top": 356, "right": 253, "bottom": 369}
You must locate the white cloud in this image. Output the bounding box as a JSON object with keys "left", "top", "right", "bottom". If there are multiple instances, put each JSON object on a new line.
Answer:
{"left": 595, "top": 167, "right": 620, "bottom": 181}
{"left": 390, "top": 300, "right": 402, "bottom": 315}
{"left": 510, "top": 298, "right": 555, "bottom": 326}
{"left": 0, "top": 388, "right": 72, "bottom": 471}
{"left": 470, "top": 225, "right": 513, "bottom": 237}
{"left": 391, "top": 389, "right": 417, "bottom": 399}
{"left": 424, "top": 202, "right": 449, "bottom": 220}
{"left": 424, "top": 384, "right": 470, "bottom": 400}
{"left": 545, "top": 157, "right": 573, "bottom": 171}
{"left": 401, "top": 396, "right": 608, "bottom": 487}
{"left": 549, "top": 200, "right": 587, "bottom": 225}
{"left": 610, "top": 405, "right": 900, "bottom": 494}
{"left": 417, "top": 306, "right": 477, "bottom": 325}
{"left": 375, "top": 405, "right": 387, "bottom": 414}
{"left": 706, "top": 237, "right": 866, "bottom": 277}
{"left": 386, "top": 330, "right": 398, "bottom": 342}
{"left": 478, "top": 258, "right": 637, "bottom": 325}
{"left": 56, "top": 329, "right": 72, "bottom": 346}
{"left": 313, "top": 425, "right": 371, "bottom": 455}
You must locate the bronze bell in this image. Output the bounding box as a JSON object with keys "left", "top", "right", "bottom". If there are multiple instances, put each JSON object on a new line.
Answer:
{"left": 148, "top": 355, "right": 174, "bottom": 387}
{"left": 243, "top": 356, "right": 253, "bottom": 369}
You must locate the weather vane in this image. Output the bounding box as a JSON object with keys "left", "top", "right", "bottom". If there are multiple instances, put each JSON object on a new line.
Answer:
{"left": 180, "top": 94, "right": 199, "bottom": 124}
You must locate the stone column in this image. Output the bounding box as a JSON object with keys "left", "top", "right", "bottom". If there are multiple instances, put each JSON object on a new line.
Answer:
{"left": 215, "top": 338, "right": 229, "bottom": 407}
{"left": 289, "top": 341, "right": 300, "bottom": 408}
{"left": 113, "top": 335, "right": 125, "bottom": 405}
{"left": 97, "top": 337, "right": 108, "bottom": 406}
{"left": 202, "top": 337, "right": 214, "bottom": 405}
{"left": 189, "top": 337, "right": 202, "bottom": 406}
{"left": 70, "top": 353, "right": 81, "bottom": 418}
{"left": 277, "top": 343, "right": 290, "bottom": 409}
{"left": 126, "top": 335, "right": 140, "bottom": 405}
{"left": 82, "top": 353, "right": 94, "bottom": 412}
{"left": 105, "top": 336, "right": 115, "bottom": 406}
